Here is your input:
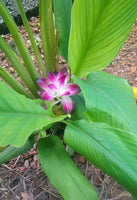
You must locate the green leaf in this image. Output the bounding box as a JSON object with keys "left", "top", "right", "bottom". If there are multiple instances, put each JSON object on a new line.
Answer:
{"left": 0, "top": 81, "right": 68, "bottom": 147}
{"left": 69, "top": 0, "right": 137, "bottom": 77}
{"left": 0, "top": 135, "right": 36, "bottom": 165}
{"left": 53, "top": 0, "right": 72, "bottom": 61}
{"left": 64, "top": 119, "right": 137, "bottom": 198}
{"left": 0, "top": 146, "right": 7, "bottom": 153}
{"left": 75, "top": 71, "right": 137, "bottom": 133}
{"left": 71, "top": 93, "right": 86, "bottom": 120}
{"left": 0, "top": 66, "right": 32, "bottom": 98}
{"left": 65, "top": 71, "right": 137, "bottom": 197}
{"left": 38, "top": 136, "right": 98, "bottom": 200}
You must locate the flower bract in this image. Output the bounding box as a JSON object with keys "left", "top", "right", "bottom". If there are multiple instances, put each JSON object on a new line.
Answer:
{"left": 37, "top": 68, "right": 81, "bottom": 113}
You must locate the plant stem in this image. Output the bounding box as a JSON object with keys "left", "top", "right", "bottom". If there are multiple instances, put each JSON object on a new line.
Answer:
{"left": 0, "top": 0, "right": 39, "bottom": 87}
{"left": 55, "top": 30, "right": 60, "bottom": 72}
{"left": 0, "top": 67, "right": 32, "bottom": 98}
{"left": 15, "top": 0, "right": 47, "bottom": 78}
{"left": 39, "top": 0, "right": 56, "bottom": 73}
{"left": 0, "top": 36, "right": 39, "bottom": 98}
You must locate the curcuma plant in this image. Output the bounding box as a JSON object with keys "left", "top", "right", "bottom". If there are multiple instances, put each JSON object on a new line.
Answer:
{"left": 0, "top": 0, "right": 137, "bottom": 199}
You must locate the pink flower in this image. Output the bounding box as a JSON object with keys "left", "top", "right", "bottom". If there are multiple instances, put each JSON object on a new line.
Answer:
{"left": 37, "top": 68, "right": 81, "bottom": 113}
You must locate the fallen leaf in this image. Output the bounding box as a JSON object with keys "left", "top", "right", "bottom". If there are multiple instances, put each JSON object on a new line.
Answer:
{"left": 130, "top": 66, "right": 136, "bottom": 74}
{"left": 21, "top": 192, "right": 33, "bottom": 200}
{"left": 9, "top": 67, "right": 15, "bottom": 73}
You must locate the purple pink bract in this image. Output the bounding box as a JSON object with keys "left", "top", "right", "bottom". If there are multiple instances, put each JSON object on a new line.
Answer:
{"left": 37, "top": 68, "right": 81, "bottom": 113}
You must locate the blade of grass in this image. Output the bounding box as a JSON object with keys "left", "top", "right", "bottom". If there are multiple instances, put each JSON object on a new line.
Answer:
{"left": 39, "top": 0, "right": 55, "bottom": 73}
{"left": 0, "top": 67, "right": 32, "bottom": 98}
{"left": 0, "top": 0, "right": 39, "bottom": 86}
{"left": 0, "top": 36, "right": 39, "bottom": 98}
{"left": 15, "top": 0, "right": 47, "bottom": 78}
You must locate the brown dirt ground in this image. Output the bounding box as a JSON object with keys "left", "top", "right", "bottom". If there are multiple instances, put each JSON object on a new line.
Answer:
{"left": 0, "top": 16, "right": 137, "bottom": 200}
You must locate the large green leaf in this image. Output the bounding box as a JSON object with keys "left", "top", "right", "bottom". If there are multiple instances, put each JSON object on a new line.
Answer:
{"left": 68, "top": 0, "right": 137, "bottom": 77}
{"left": 38, "top": 136, "right": 98, "bottom": 200}
{"left": 75, "top": 71, "right": 137, "bottom": 133}
{"left": 0, "top": 81, "right": 68, "bottom": 147}
{"left": 53, "top": 0, "right": 72, "bottom": 61}
{"left": 64, "top": 119, "right": 137, "bottom": 198}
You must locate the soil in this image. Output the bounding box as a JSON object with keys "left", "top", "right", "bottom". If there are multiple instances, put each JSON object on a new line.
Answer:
{"left": 0, "top": 16, "right": 137, "bottom": 200}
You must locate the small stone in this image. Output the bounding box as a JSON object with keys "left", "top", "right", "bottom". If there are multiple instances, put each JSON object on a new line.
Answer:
{"left": 24, "top": 159, "right": 29, "bottom": 167}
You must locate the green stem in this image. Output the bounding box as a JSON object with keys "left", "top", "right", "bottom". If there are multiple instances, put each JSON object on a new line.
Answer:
{"left": 0, "top": 67, "right": 32, "bottom": 98}
{"left": 48, "top": 2, "right": 56, "bottom": 72}
{"left": 0, "top": 0, "right": 39, "bottom": 86}
{"left": 39, "top": 0, "right": 56, "bottom": 73}
{"left": 55, "top": 30, "right": 60, "bottom": 72}
{"left": 0, "top": 36, "right": 39, "bottom": 98}
{"left": 15, "top": 0, "right": 47, "bottom": 78}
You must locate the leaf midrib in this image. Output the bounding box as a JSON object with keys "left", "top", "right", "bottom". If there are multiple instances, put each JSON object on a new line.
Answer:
{"left": 88, "top": 83, "right": 137, "bottom": 133}
{"left": 74, "top": 1, "right": 108, "bottom": 73}
{"left": 0, "top": 111, "right": 51, "bottom": 118}
{"left": 65, "top": 120, "right": 137, "bottom": 179}
{"left": 50, "top": 143, "right": 94, "bottom": 199}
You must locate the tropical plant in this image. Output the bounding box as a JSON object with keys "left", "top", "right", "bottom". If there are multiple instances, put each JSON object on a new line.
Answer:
{"left": 0, "top": 0, "right": 137, "bottom": 199}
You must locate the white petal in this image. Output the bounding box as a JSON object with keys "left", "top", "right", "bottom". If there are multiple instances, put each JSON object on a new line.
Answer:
{"left": 62, "top": 96, "right": 74, "bottom": 113}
